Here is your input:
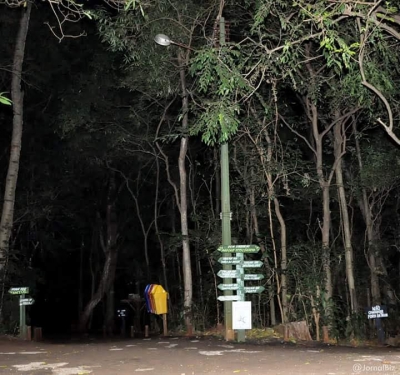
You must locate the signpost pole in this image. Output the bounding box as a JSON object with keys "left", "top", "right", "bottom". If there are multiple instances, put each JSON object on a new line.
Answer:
{"left": 236, "top": 252, "right": 245, "bottom": 342}
{"left": 219, "top": 16, "right": 234, "bottom": 342}
{"left": 8, "top": 287, "right": 32, "bottom": 340}
{"left": 19, "top": 294, "right": 26, "bottom": 339}
{"left": 376, "top": 318, "right": 384, "bottom": 344}
{"left": 217, "top": 246, "right": 263, "bottom": 342}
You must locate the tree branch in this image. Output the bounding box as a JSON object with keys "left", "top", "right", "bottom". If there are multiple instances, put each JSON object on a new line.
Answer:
{"left": 279, "top": 114, "right": 317, "bottom": 156}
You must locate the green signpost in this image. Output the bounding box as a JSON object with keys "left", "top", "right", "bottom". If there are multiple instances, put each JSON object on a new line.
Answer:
{"left": 8, "top": 287, "right": 33, "bottom": 339}
{"left": 217, "top": 270, "right": 239, "bottom": 278}
{"left": 218, "top": 245, "right": 260, "bottom": 253}
{"left": 217, "top": 245, "right": 264, "bottom": 342}
{"left": 9, "top": 287, "right": 29, "bottom": 295}
{"left": 19, "top": 298, "right": 34, "bottom": 306}
{"left": 242, "top": 261, "right": 263, "bottom": 268}
{"left": 218, "top": 284, "right": 265, "bottom": 293}
{"left": 218, "top": 283, "right": 239, "bottom": 291}
{"left": 244, "top": 274, "right": 264, "bottom": 281}
{"left": 244, "top": 286, "right": 265, "bottom": 293}
{"left": 217, "top": 295, "right": 241, "bottom": 301}
{"left": 218, "top": 258, "right": 263, "bottom": 268}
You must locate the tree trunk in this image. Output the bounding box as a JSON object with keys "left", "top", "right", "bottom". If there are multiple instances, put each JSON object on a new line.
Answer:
{"left": 232, "top": 142, "right": 277, "bottom": 326}
{"left": 333, "top": 119, "right": 357, "bottom": 313}
{"left": 352, "top": 121, "right": 380, "bottom": 304}
{"left": 309, "top": 98, "right": 333, "bottom": 304}
{"left": 302, "top": 44, "right": 334, "bottom": 305}
{"left": 249, "top": 185, "right": 276, "bottom": 325}
{"left": 79, "top": 175, "right": 119, "bottom": 332}
{"left": 178, "top": 52, "right": 192, "bottom": 331}
{"left": 79, "top": 246, "right": 117, "bottom": 332}
{"left": 0, "top": 3, "right": 32, "bottom": 271}
{"left": 247, "top": 106, "right": 288, "bottom": 324}
{"left": 124, "top": 174, "right": 151, "bottom": 278}
{"left": 263, "top": 129, "right": 288, "bottom": 323}
{"left": 320, "top": 183, "right": 333, "bottom": 300}
{"left": 104, "top": 286, "right": 115, "bottom": 336}
{"left": 153, "top": 146, "right": 168, "bottom": 290}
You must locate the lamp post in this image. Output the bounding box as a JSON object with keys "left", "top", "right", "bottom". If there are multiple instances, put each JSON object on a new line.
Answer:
{"left": 154, "top": 16, "right": 234, "bottom": 341}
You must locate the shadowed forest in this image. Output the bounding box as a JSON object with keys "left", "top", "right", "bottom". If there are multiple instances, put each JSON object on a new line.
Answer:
{"left": 1, "top": 0, "right": 400, "bottom": 343}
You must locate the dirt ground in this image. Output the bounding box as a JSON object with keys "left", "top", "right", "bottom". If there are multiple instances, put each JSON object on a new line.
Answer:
{"left": 1, "top": 335, "right": 400, "bottom": 375}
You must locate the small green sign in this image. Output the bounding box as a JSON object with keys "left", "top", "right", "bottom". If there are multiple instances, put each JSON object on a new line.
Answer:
{"left": 19, "top": 298, "right": 34, "bottom": 306}
{"left": 217, "top": 295, "right": 240, "bottom": 301}
{"left": 9, "top": 287, "right": 29, "bottom": 295}
{"left": 218, "top": 245, "right": 260, "bottom": 253}
{"left": 218, "top": 283, "right": 239, "bottom": 291}
{"left": 218, "top": 257, "right": 241, "bottom": 265}
{"left": 217, "top": 270, "right": 238, "bottom": 278}
{"left": 243, "top": 261, "right": 263, "bottom": 268}
{"left": 244, "top": 286, "right": 265, "bottom": 293}
{"left": 244, "top": 274, "right": 264, "bottom": 281}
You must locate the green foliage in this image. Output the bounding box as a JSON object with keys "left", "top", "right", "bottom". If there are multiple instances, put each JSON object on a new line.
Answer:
{"left": 359, "top": 141, "right": 400, "bottom": 190}
{"left": 0, "top": 92, "right": 11, "bottom": 105}
{"left": 287, "top": 244, "right": 325, "bottom": 317}
{"left": 320, "top": 31, "right": 359, "bottom": 72}
{"left": 191, "top": 47, "right": 245, "bottom": 95}
{"left": 190, "top": 100, "right": 240, "bottom": 145}
{"left": 189, "top": 46, "right": 250, "bottom": 145}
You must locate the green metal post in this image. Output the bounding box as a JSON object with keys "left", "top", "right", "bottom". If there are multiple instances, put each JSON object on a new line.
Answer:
{"left": 19, "top": 294, "right": 26, "bottom": 339}
{"left": 220, "top": 14, "right": 234, "bottom": 342}
{"left": 221, "top": 141, "right": 234, "bottom": 341}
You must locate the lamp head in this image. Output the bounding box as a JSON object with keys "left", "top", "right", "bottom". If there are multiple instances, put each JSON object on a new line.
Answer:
{"left": 154, "top": 34, "right": 172, "bottom": 47}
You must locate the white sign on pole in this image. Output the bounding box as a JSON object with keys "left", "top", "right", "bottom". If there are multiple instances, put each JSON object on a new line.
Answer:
{"left": 232, "top": 301, "right": 252, "bottom": 330}
{"left": 367, "top": 305, "right": 388, "bottom": 319}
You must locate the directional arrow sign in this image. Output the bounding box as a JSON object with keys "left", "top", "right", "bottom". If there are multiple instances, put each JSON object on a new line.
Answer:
{"left": 218, "top": 257, "right": 241, "bottom": 265}
{"left": 217, "top": 295, "right": 241, "bottom": 301}
{"left": 218, "top": 245, "right": 260, "bottom": 254}
{"left": 243, "top": 261, "right": 263, "bottom": 268}
{"left": 19, "top": 298, "right": 34, "bottom": 306}
{"left": 244, "top": 286, "right": 265, "bottom": 293}
{"left": 218, "top": 283, "right": 239, "bottom": 291}
{"left": 9, "top": 287, "right": 29, "bottom": 295}
{"left": 244, "top": 274, "right": 264, "bottom": 281}
{"left": 217, "top": 270, "right": 238, "bottom": 278}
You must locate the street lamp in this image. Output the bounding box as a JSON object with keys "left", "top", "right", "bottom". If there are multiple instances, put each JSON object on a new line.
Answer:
{"left": 154, "top": 19, "right": 234, "bottom": 342}
{"left": 154, "top": 34, "right": 195, "bottom": 51}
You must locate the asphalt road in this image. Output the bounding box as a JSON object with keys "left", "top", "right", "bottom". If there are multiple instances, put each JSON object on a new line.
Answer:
{"left": 1, "top": 336, "right": 400, "bottom": 375}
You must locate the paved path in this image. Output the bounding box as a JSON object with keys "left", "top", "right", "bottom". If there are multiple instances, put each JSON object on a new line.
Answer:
{"left": 1, "top": 336, "right": 400, "bottom": 374}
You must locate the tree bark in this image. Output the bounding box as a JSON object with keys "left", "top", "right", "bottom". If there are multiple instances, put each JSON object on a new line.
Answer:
{"left": 104, "top": 286, "right": 115, "bottom": 336}
{"left": 333, "top": 118, "right": 357, "bottom": 313}
{"left": 352, "top": 121, "right": 380, "bottom": 304}
{"left": 153, "top": 145, "right": 168, "bottom": 291}
{"left": 263, "top": 129, "right": 288, "bottom": 323}
{"left": 0, "top": 2, "right": 32, "bottom": 271}
{"left": 232, "top": 139, "right": 277, "bottom": 326}
{"left": 249, "top": 185, "right": 276, "bottom": 325}
{"left": 247, "top": 106, "right": 288, "bottom": 324}
{"left": 301, "top": 44, "right": 334, "bottom": 304}
{"left": 310, "top": 103, "right": 333, "bottom": 303}
{"left": 178, "top": 52, "right": 193, "bottom": 331}
{"left": 79, "top": 243, "right": 117, "bottom": 332}
{"left": 79, "top": 175, "right": 119, "bottom": 332}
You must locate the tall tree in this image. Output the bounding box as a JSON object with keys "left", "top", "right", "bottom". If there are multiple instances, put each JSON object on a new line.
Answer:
{"left": 79, "top": 172, "right": 119, "bottom": 332}
{"left": 0, "top": 2, "right": 32, "bottom": 271}
{"left": 333, "top": 113, "right": 357, "bottom": 313}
